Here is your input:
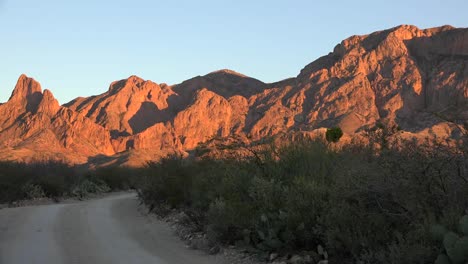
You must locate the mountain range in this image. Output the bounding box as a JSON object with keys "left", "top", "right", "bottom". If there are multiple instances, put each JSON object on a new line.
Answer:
{"left": 0, "top": 25, "right": 467, "bottom": 166}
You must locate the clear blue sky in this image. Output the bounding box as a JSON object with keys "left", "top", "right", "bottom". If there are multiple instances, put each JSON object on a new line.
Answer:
{"left": 0, "top": 0, "right": 467, "bottom": 104}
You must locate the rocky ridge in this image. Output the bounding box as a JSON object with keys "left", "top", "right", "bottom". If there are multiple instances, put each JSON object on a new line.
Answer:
{"left": 0, "top": 25, "right": 466, "bottom": 166}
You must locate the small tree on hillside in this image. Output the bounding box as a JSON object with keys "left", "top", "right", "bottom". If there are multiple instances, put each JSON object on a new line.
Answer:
{"left": 326, "top": 127, "right": 343, "bottom": 143}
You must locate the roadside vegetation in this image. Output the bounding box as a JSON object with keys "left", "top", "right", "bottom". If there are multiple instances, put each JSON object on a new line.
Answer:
{"left": 1, "top": 123, "right": 466, "bottom": 263}
{"left": 137, "top": 124, "right": 468, "bottom": 263}
{"left": 0, "top": 161, "right": 137, "bottom": 204}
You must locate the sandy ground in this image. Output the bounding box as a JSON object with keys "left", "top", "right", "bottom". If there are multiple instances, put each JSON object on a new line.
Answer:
{"left": 0, "top": 193, "right": 227, "bottom": 264}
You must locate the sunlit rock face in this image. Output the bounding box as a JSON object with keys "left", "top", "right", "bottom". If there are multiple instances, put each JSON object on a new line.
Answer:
{"left": 1, "top": 25, "right": 467, "bottom": 166}
{"left": 0, "top": 75, "right": 114, "bottom": 164}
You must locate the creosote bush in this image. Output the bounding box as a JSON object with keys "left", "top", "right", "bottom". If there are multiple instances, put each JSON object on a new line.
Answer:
{"left": 137, "top": 135, "right": 468, "bottom": 264}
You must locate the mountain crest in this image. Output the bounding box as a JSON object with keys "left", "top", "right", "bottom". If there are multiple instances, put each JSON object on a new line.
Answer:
{"left": 8, "top": 74, "right": 42, "bottom": 102}
{"left": 37, "top": 89, "right": 60, "bottom": 115}
{"left": 206, "top": 69, "right": 248, "bottom": 78}
{"left": 126, "top": 75, "right": 145, "bottom": 83}
{"left": 108, "top": 75, "right": 148, "bottom": 94}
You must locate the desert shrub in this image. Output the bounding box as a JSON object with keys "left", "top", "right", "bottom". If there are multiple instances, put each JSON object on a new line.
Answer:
{"left": 71, "top": 179, "right": 110, "bottom": 199}
{"left": 188, "top": 159, "right": 228, "bottom": 213}
{"left": 317, "top": 137, "right": 468, "bottom": 263}
{"left": 136, "top": 136, "right": 468, "bottom": 263}
{"left": 0, "top": 166, "right": 30, "bottom": 202}
{"left": 35, "top": 173, "right": 67, "bottom": 198}
{"left": 21, "top": 183, "right": 46, "bottom": 199}
{"left": 325, "top": 127, "right": 343, "bottom": 143}
{"left": 205, "top": 169, "right": 257, "bottom": 243}
{"left": 0, "top": 161, "right": 76, "bottom": 202}
{"left": 0, "top": 160, "right": 134, "bottom": 204}
{"left": 29, "top": 161, "right": 78, "bottom": 198}
{"left": 138, "top": 155, "right": 193, "bottom": 214}
{"left": 90, "top": 166, "right": 138, "bottom": 190}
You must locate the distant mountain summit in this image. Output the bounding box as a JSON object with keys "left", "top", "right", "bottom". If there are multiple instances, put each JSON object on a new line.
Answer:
{"left": 1, "top": 25, "right": 467, "bottom": 166}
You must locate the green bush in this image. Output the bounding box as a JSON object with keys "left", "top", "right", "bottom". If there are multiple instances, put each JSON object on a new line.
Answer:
{"left": 325, "top": 127, "right": 343, "bottom": 143}
{"left": 71, "top": 179, "right": 110, "bottom": 199}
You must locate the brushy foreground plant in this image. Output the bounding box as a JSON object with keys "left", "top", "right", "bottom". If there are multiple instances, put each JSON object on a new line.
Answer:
{"left": 137, "top": 134, "right": 468, "bottom": 264}
{"left": 0, "top": 161, "right": 136, "bottom": 203}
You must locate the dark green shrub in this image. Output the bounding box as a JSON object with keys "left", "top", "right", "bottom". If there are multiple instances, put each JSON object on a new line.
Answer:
{"left": 325, "top": 127, "right": 343, "bottom": 143}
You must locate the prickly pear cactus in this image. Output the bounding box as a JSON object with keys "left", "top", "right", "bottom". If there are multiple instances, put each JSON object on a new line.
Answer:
{"left": 435, "top": 254, "right": 451, "bottom": 264}
{"left": 433, "top": 215, "right": 468, "bottom": 264}
{"left": 431, "top": 225, "right": 448, "bottom": 241}
{"left": 459, "top": 215, "right": 468, "bottom": 236}
{"left": 446, "top": 237, "right": 468, "bottom": 264}
{"left": 443, "top": 232, "right": 459, "bottom": 250}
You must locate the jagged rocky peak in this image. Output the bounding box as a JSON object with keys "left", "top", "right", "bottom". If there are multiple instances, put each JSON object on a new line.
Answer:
{"left": 5, "top": 74, "right": 61, "bottom": 115}
{"left": 8, "top": 74, "right": 43, "bottom": 103}
{"left": 107, "top": 75, "right": 149, "bottom": 94}
{"left": 37, "top": 89, "right": 60, "bottom": 115}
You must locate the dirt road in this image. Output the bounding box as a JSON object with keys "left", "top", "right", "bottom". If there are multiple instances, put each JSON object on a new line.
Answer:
{"left": 0, "top": 193, "right": 226, "bottom": 264}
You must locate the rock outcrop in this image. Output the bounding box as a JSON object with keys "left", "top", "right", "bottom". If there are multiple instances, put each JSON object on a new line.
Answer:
{"left": 0, "top": 25, "right": 466, "bottom": 166}
{"left": 0, "top": 75, "right": 114, "bottom": 163}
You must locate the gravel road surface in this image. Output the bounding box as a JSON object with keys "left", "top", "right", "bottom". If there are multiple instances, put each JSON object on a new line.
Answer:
{"left": 0, "top": 193, "right": 226, "bottom": 264}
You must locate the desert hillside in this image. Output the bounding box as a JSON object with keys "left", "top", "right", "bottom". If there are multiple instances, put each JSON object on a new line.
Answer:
{"left": 0, "top": 25, "right": 466, "bottom": 166}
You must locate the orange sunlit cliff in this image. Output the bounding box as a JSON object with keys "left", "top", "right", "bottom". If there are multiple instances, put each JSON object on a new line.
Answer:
{"left": 0, "top": 25, "right": 466, "bottom": 166}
